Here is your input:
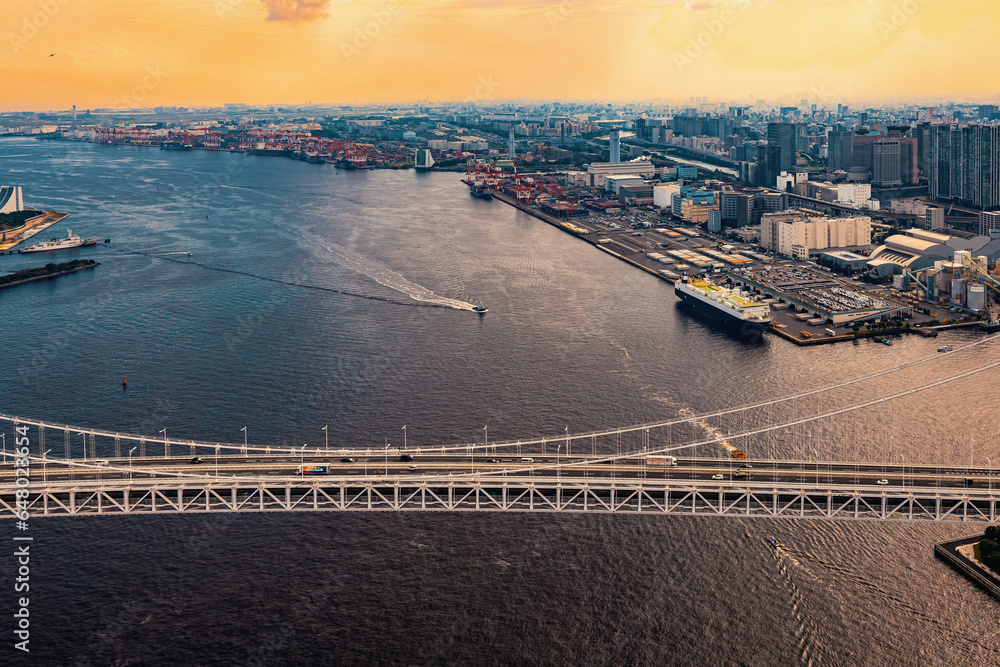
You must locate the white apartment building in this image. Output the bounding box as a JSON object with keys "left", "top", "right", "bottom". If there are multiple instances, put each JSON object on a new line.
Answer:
{"left": 761, "top": 212, "right": 872, "bottom": 257}
{"left": 837, "top": 183, "right": 872, "bottom": 207}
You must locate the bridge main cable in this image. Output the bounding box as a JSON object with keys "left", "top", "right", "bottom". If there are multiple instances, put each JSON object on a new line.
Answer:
{"left": 16, "top": 353, "right": 1000, "bottom": 483}
{"left": 2, "top": 334, "right": 997, "bottom": 458}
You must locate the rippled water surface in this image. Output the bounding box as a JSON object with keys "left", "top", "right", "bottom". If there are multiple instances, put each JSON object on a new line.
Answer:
{"left": 2, "top": 137, "right": 999, "bottom": 665}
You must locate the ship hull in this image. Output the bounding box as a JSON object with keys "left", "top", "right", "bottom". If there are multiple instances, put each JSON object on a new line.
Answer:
{"left": 675, "top": 285, "right": 769, "bottom": 338}
{"left": 20, "top": 242, "right": 83, "bottom": 253}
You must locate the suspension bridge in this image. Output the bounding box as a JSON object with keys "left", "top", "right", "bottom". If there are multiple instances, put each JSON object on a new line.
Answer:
{"left": 2, "top": 336, "right": 999, "bottom": 521}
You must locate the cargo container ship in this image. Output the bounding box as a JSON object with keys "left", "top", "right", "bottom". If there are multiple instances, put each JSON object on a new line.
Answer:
{"left": 674, "top": 277, "right": 772, "bottom": 328}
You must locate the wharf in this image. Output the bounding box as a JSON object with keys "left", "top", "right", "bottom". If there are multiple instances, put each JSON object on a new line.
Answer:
{"left": 0, "top": 210, "right": 69, "bottom": 252}
{"left": 492, "top": 192, "right": 677, "bottom": 285}
{"left": 487, "top": 190, "right": 994, "bottom": 346}
{"left": 935, "top": 534, "right": 1000, "bottom": 601}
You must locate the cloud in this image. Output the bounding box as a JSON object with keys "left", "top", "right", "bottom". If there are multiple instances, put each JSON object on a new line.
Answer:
{"left": 261, "top": 0, "right": 332, "bottom": 22}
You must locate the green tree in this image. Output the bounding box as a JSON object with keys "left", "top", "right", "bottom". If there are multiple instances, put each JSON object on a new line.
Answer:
{"left": 981, "top": 538, "right": 1000, "bottom": 559}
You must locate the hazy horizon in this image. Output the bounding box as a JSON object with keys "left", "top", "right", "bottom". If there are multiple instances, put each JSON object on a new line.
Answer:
{"left": 2, "top": 0, "right": 999, "bottom": 111}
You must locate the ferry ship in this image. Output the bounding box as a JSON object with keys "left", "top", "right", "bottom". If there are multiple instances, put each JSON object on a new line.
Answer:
{"left": 19, "top": 229, "right": 96, "bottom": 254}
{"left": 674, "top": 277, "right": 772, "bottom": 328}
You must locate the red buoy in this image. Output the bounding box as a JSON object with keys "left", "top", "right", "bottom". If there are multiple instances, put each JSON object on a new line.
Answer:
{"left": 122, "top": 375, "right": 127, "bottom": 386}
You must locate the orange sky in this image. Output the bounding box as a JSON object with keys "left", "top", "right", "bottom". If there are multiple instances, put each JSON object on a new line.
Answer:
{"left": 0, "top": 0, "right": 997, "bottom": 109}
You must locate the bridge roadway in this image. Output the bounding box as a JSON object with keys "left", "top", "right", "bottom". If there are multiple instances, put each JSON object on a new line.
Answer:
{"left": 3, "top": 454, "right": 999, "bottom": 522}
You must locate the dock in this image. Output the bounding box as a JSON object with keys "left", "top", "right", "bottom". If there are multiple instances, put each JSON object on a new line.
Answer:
{"left": 492, "top": 192, "right": 678, "bottom": 285}
{"left": 935, "top": 534, "right": 1000, "bottom": 601}
{"left": 0, "top": 210, "right": 69, "bottom": 252}
{"left": 486, "top": 191, "right": 996, "bottom": 345}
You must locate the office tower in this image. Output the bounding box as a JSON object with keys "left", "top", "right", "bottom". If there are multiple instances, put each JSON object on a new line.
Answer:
{"left": 828, "top": 130, "right": 854, "bottom": 171}
{"left": 872, "top": 139, "right": 902, "bottom": 186}
{"left": 767, "top": 122, "right": 796, "bottom": 172}
{"left": 610, "top": 129, "right": 621, "bottom": 163}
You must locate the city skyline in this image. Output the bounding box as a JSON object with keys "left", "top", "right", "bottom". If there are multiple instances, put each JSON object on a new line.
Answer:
{"left": 2, "top": 0, "right": 999, "bottom": 110}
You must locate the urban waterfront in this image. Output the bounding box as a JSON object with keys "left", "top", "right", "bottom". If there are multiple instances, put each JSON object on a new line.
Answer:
{"left": 2, "top": 138, "right": 1000, "bottom": 664}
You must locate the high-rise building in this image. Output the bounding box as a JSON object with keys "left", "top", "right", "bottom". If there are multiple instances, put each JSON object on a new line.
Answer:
{"left": 414, "top": 149, "right": 435, "bottom": 169}
{"left": 719, "top": 188, "right": 787, "bottom": 227}
{"left": 929, "top": 123, "right": 1000, "bottom": 210}
{"left": 767, "top": 122, "right": 797, "bottom": 172}
{"left": 756, "top": 143, "right": 783, "bottom": 188}
{"left": 828, "top": 130, "right": 854, "bottom": 172}
{"left": 872, "top": 139, "right": 902, "bottom": 186}
{"left": 610, "top": 129, "right": 621, "bottom": 164}
{"left": 899, "top": 136, "right": 919, "bottom": 185}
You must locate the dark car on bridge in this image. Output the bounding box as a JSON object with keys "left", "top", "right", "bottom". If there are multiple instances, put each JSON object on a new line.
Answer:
{"left": 399, "top": 454, "right": 413, "bottom": 462}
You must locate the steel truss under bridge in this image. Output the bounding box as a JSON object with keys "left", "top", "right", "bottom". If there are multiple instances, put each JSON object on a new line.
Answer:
{"left": 5, "top": 478, "right": 998, "bottom": 523}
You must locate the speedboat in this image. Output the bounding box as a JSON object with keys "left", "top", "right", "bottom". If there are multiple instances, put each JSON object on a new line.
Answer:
{"left": 472, "top": 302, "right": 488, "bottom": 314}
{"left": 937, "top": 345, "right": 952, "bottom": 353}
{"left": 767, "top": 535, "right": 780, "bottom": 549}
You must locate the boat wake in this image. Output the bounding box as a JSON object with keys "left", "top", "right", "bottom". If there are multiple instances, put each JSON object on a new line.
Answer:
{"left": 323, "top": 244, "right": 477, "bottom": 311}
{"left": 119, "top": 248, "right": 465, "bottom": 310}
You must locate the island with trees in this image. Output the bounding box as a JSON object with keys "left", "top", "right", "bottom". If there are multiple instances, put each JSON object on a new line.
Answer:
{"left": 0, "top": 259, "right": 99, "bottom": 290}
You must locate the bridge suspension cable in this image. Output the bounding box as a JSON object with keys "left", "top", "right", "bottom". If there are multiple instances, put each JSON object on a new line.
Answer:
{"left": 20, "top": 352, "right": 1000, "bottom": 483}
{"left": 10, "top": 332, "right": 995, "bottom": 458}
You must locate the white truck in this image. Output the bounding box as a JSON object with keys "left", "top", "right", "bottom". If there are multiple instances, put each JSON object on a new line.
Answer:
{"left": 646, "top": 456, "right": 678, "bottom": 466}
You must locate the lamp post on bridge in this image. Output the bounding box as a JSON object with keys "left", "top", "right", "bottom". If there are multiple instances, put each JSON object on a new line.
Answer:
{"left": 128, "top": 446, "right": 136, "bottom": 480}
{"left": 1, "top": 434, "right": 5, "bottom": 460}
{"left": 813, "top": 450, "right": 819, "bottom": 487}
{"left": 215, "top": 445, "right": 220, "bottom": 477}
{"left": 402, "top": 425, "right": 406, "bottom": 452}
{"left": 323, "top": 426, "right": 328, "bottom": 452}
{"left": 970, "top": 438, "right": 975, "bottom": 488}
{"left": 241, "top": 427, "right": 247, "bottom": 457}
{"left": 42, "top": 449, "right": 51, "bottom": 483}
{"left": 384, "top": 438, "right": 390, "bottom": 475}
{"left": 160, "top": 428, "right": 168, "bottom": 458}
{"left": 557, "top": 443, "right": 561, "bottom": 483}
{"left": 988, "top": 457, "right": 993, "bottom": 495}
{"left": 900, "top": 453, "right": 905, "bottom": 490}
